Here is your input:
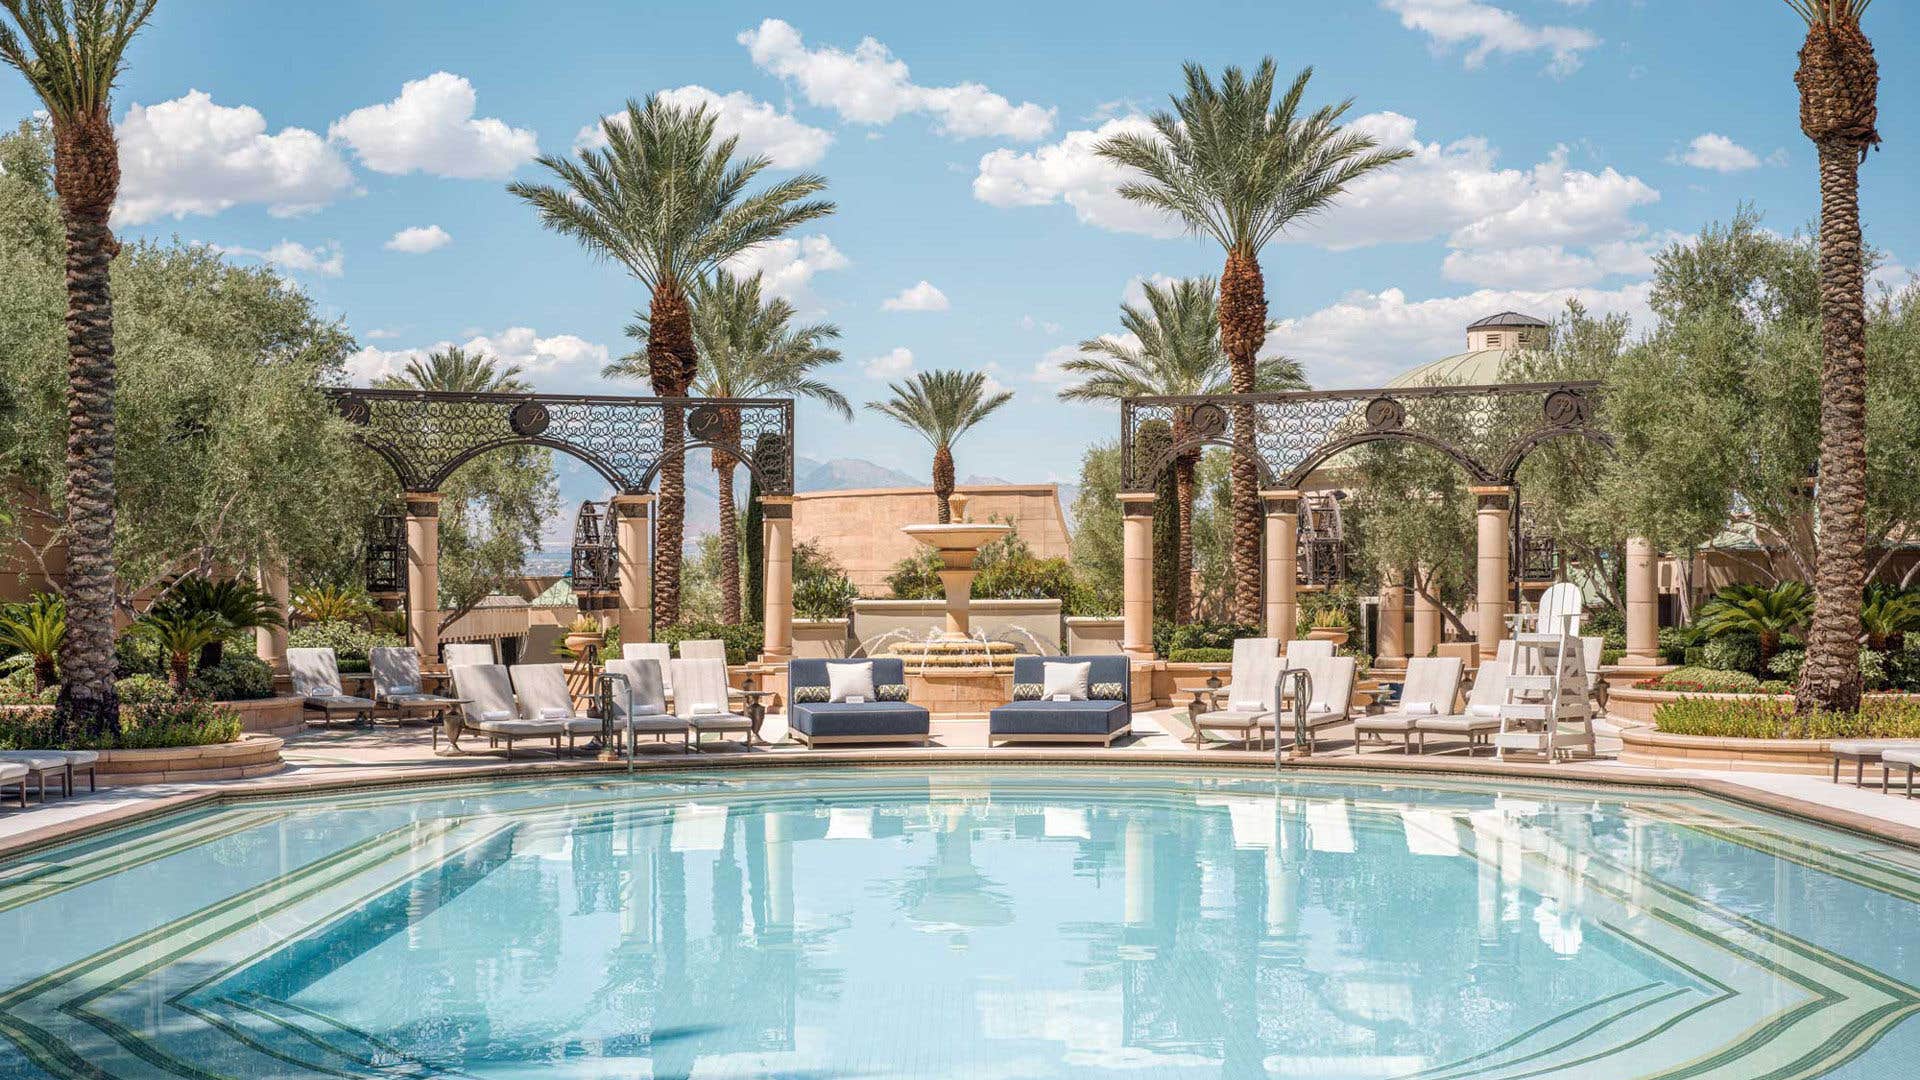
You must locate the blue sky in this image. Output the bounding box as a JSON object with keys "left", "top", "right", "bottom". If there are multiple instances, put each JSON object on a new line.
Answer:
{"left": 3, "top": 0, "right": 1915, "bottom": 500}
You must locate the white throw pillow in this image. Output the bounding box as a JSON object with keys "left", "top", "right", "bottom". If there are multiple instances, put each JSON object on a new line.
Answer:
{"left": 1041, "top": 661, "right": 1092, "bottom": 701}
{"left": 828, "top": 661, "right": 877, "bottom": 703}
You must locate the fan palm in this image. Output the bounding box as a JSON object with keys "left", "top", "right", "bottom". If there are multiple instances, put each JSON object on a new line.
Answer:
{"left": 1057, "top": 277, "right": 1306, "bottom": 623}
{"left": 150, "top": 575, "right": 285, "bottom": 669}
{"left": 511, "top": 96, "right": 834, "bottom": 626}
{"left": 1784, "top": 0, "right": 1879, "bottom": 712}
{"left": 0, "top": 595, "right": 66, "bottom": 693}
{"left": 610, "top": 270, "right": 850, "bottom": 623}
{"left": 1695, "top": 582, "right": 1815, "bottom": 668}
{"left": 1, "top": 0, "right": 160, "bottom": 736}
{"left": 867, "top": 372, "right": 1014, "bottom": 524}
{"left": 135, "top": 609, "right": 224, "bottom": 691}
{"left": 383, "top": 345, "right": 528, "bottom": 394}
{"left": 1097, "top": 60, "right": 1408, "bottom": 625}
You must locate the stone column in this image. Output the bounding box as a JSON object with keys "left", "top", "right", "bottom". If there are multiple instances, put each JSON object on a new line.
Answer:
{"left": 1622, "top": 536, "right": 1661, "bottom": 666}
{"left": 612, "top": 493, "right": 654, "bottom": 647}
{"left": 255, "top": 560, "right": 290, "bottom": 672}
{"left": 1377, "top": 570, "right": 1407, "bottom": 663}
{"left": 761, "top": 496, "right": 795, "bottom": 662}
{"left": 1262, "top": 491, "right": 1300, "bottom": 641}
{"left": 1472, "top": 486, "right": 1512, "bottom": 653}
{"left": 404, "top": 494, "right": 442, "bottom": 661}
{"left": 1121, "top": 493, "right": 1156, "bottom": 658}
{"left": 1412, "top": 571, "right": 1441, "bottom": 659}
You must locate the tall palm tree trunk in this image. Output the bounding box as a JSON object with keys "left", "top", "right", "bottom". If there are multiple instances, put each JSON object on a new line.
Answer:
{"left": 52, "top": 113, "right": 122, "bottom": 738}
{"left": 1219, "top": 247, "right": 1267, "bottom": 626}
{"left": 649, "top": 283, "right": 697, "bottom": 627}
{"left": 933, "top": 444, "right": 955, "bottom": 523}
{"left": 1792, "top": 9, "right": 1878, "bottom": 714}
{"left": 714, "top": 451, "right": 741, "bottom": 624}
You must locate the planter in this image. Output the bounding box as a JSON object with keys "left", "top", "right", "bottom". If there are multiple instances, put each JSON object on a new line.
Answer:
{"left": 95, "top": 734, "right": 285, "bottom": 786}
{"left": 223, "top": 695, "right": 305, "bottom": 737}
{"left": 1618, "top": 727, "right": 1832, "bottom": 776}
{"left": 565, "top": 632, "right": 602, "bottom": 655}
{"left": 1307, "top": 628, "right": 1351, "bottom": 646}
{"left": 1609, "top": 685, "right": 1920, "bottom": 724}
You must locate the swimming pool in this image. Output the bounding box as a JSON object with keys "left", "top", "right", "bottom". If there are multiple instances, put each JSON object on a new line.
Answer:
{"left": 2, "top": 766, "right": 1917, "bottom": 1078}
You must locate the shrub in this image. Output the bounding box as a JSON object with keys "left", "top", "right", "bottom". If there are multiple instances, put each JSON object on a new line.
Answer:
{"left": 115, "top": 673, "right": 173, "bottom": 703}
{"left": 1169, "top": 647, "right": 1233, "bottom": 664}
{"left": 187, "top": 656, "right": 275, "bottom": 701}
{"left": 288, "top": 620, "right": 403, "bottom": 673}
{"left": 1163, "top": 621, "right": 1261, "bottom": 659}
{"left": 1657, "top": 626, "right": 1694, "bottom": 666}
{"left": 794, "top": 571, "right": 859, "bottom": 621}
{"left": 1861, "top": 647, "right": 1888, "bottom": 691}
{"left": 1758, "top": 680, "right": 1793, "bottom": 695}
{"left": 1768, "top": 648, "right": 1806, "bottom": 682}
{"left": 1650, "top": 666, "right": 1763, "bottom": 694}
{"left": 1699, "top": 635, "right": 1761, "bottom": 675}
{"left": 1583, "top": 606, "right": 1628, "bottom": 652}
{"left": 657, "top": 621, "right": 764, "bottom": 665}
{"left": 1654, "top": 696, "right": 1920, "bottom": 740}
{"left": 0, "top": 690, "right": 242, "bottom": 750}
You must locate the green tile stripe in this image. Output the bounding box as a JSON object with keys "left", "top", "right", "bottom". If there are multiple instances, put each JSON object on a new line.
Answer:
{"left": 0, "top": 811, "right": 287, "bottom": 916}
{"left": 1395, "top": 982, "right": 1676, "bottom": 1080}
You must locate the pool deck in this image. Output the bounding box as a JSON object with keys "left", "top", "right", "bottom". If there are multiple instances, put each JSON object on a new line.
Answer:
{"left": 6, "top": 705, "right": 1920, "bottom": 857}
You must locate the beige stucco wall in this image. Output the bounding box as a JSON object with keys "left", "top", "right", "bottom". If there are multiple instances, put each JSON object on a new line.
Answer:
{"left": 794, "top": 484, "right": 1072, "bottom": 596}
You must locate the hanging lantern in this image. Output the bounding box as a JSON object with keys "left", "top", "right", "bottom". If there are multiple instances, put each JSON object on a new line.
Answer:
{"left": 364, "top": 507, "right": 407, "bottom": 609}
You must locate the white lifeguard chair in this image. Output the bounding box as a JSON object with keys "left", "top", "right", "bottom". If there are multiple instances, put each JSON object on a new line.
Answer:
{"left": 1495, "top": 583, "right": 1594, "bottom": 761}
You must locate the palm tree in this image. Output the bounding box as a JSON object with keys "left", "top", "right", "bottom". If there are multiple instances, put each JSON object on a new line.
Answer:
{"left": 1784, "top": 0, "right": 1879, "bottom": 713}
{"left": 1, "top": 0, "right": 160, "bottom": 737}
{"left": 292, "top": 583, "right": 376, "bottom": 626}
{"left": 867, "top": 372, "right": 1013, "bottom": 524}
{"left": 0, "top": 595, "right": 65, "bottom": 693}
{"left": 1057, "top": 277, "right": 1306, "bottom": 623}
{"left": 1097, "top": 60, "right": 1408, "bottom": 625}
{"left": 1860, "top": 585, "right": 1920, "bottom": 652}
{"left": 511, "top": 97, "right": 833, "bottom": 626}
{"left": 135, "top": 608, "right": 223, "bottom": 691}
{"left": 149, "top": 575, "right": 284, "bottom": 669}
{"left": 1696, "top": 582, "right": 1814, "bottom": 669}
{"left": 609, "top": 270, "right": 850, "bottom": 623}
{"left": 386, "top": 345, "right": 527, "bottom": 394}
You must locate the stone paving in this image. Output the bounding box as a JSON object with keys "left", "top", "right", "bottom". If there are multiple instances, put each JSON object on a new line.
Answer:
{"left": 6, "top": 705, "right": 1920, "bottom": 852}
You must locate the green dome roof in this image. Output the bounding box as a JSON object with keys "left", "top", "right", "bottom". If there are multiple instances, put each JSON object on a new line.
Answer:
{"left": 1382, "top": 348, "right": 1514, "bottom": 389}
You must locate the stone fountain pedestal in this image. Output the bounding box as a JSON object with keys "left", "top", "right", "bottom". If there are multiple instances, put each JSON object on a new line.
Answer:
{"left": 890, "top": 495, "right": 1020, "bottom": 716}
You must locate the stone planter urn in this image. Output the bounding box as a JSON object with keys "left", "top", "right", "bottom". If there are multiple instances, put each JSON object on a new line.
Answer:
{"left": 565, "top": 630, "right": 603, "bottom": 656}
{"left": 1308, "top": 627, "right": 1350, "bottom": 647}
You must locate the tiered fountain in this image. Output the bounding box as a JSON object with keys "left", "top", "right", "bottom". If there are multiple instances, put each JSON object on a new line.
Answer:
{"left": 887, "top": 494, "right": 1020, "bottom": 714}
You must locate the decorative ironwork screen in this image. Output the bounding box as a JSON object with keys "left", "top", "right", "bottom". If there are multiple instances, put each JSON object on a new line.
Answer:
{"left": 330, "top": 389, "right": 796, "bottom": 496}
{"left": 1121, "top": 382, "right": 1607, "bottom": 493}
{"left": 364, "top": 508, "right": 406, "bottom": 601}
{"left": 570, "top": 501, "right": 618, "bottom": 610}
{"left": 1298, "top": 492, "right": 1349, "bottom": 587}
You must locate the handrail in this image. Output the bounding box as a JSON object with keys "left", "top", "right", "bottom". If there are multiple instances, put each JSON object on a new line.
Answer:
{"left": 598, "top": 670, "right": 635, "bottom": 774}
{"left": 1276, "top": 667, "right": 1312, "bottom": 767}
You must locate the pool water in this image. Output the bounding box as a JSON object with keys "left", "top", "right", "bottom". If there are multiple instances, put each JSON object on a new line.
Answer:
{"left": 2, "top": 767, "right": 1918, "bottom": 1078}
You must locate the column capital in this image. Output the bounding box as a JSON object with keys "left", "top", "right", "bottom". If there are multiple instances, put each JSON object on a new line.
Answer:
{"left": 758, "top": 495, "right": 796, "bottom": 505}
{"left": 1119, "top": 492, "right": 1156, "bottom": 518}
{"left": 1258, "top": 489, "right": 1303, "bottom": 500}
{"left": 404, "top": 492, "right": 442, "bottom": 518}
{"left": 610, "top": 493, "right": 655, "bottom": 517}
{"left": 1471, "top": 485, "right": 1512, "bottom": 511}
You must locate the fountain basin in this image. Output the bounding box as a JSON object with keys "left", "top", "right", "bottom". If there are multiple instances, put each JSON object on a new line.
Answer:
{"left": 899, "top": 522, "right": 1014, "bottom": 553}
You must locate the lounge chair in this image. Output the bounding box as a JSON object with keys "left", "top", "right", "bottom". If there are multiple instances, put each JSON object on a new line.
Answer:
{"left": 602, "top": 657, "right": 687, "bottom": 752}
{"left": 677, "top": 639, "right": 747, "bottom": 703}
{"left": 1354, "top": 656, "right": 1465, "bottom": 753}
{"left": 1881, "top": 748, "right": 1920, "bottom": 798}
{"left": 672, "top": 658, "right": 756, "bottom": 750}
{"left": 989, "top": 656, "right": 1133, "bottom": 747}
{"left": 370, "top": 646, "right": 463, "bottom": 740}
{"left": 0, "top": 751, "right": 79, "bottom": 801}
{"left": 1256, "top": 654, "right": 1356, "bottom": 753}
{"left": 0, "top": 761, "right": 26, "bottom": 808}
{"left": 288, "top": 647, "right": 377, "bottom": 726}
{"left": 1831, "top": 740, "right": 1920, "bottom": 787}
{"left": 1284, "top": 639, "right": 1335, "bottom": 662}
{"left": 510, "top": 663, "right": 604, "bottom": 753}
{"left": 786, "top": 658, "right": 931, "bottom": 747}
{"left": 441, "top": 642, "right": 495, "bottom": 669}
{"left": 623, "top": 643, "right": 675, "bottom": 705}
{"left": 1412, "top": 640, "right": 1515, "bottom": 754}
{"left": 1189, "top": 653, "right": 1279, "bottom": 748}
{"left": 1210, "top": 637, "right": 1279, "bottom": 711}
{"left": 448, "top": 663, "right": 567, "bottom": 759}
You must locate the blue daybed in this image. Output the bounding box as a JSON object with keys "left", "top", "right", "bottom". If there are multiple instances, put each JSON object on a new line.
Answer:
{"left": 988, "top": 655, "right": 1133, "bottom": 747}
{"left": 786, "top": 658, "right": 932, "bottom": 747}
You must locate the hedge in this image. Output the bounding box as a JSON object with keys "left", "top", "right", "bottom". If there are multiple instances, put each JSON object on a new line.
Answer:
{"left": 1654, "top": 697, "right": 1920, "bottom": 740}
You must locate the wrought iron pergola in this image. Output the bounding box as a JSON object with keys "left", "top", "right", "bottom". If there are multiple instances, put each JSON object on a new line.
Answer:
{"left": 330, "top": 388, "right": 797, "bottom": 496}
{"left": 1120, "top": 381, "right": 1608, "bottom": 493}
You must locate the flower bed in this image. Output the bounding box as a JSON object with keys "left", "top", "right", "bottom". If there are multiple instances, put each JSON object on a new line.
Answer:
{"left": 1618, "top": 695, "right": 1920, "bottom": 775}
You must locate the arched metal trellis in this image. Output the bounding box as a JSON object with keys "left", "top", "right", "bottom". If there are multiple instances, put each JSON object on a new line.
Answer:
{"left": 1120, "top": 381, "right": 1608, "bottom": 493}
{"left": 330, "top": 389, "right": 796, "bottom": 496}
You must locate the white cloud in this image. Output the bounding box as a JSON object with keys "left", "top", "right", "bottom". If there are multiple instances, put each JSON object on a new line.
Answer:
{"left": 364, "top": 328, "right": 402, "bottom": 340}
{"left": 1442, "top": 233, "right": 1685, "bottom": 289}
{"left": 1019, "top": 315, "right": 1062, "bottom": 334}
{"left": 344, "top": 326, "right": 611, "bottom": 389}
{"left": 740, "top": 18, "right": 1054, "bottom": 141}
{"left": 329, "top": 72, "right": 537, "bottom": 179}
{"left": 384, "top": 225, "right": 451, "bottom": 254}
{"left": 723, "top": 234, "right": 849, "bottom": 308}
{"left": 882, "top": 280, "right": 950, "bottom": 312}
{"left": 1675, "top": 132, "right": 1761, "bottom": 173}
{"left": 114, "top": 91, "right": 355, "bottom": 225}
{"left": 973, "top": 115, "right": 1184, "bottom": 237}
{"left": 1033, "top": 343, "right": 1084, "bottom": 384}
{"left": 214, "top": 239, "right": 344, "bottom": 277}
{"left": 1267, "top": 281, "right": 1653, "bottom": 385}
{"left": 573, "top": 85, "right": 833, "bottom": 168}
{"left": 1121, "top": 272, "right": 1181, "bottom": 307}
{"left": 1380, "top": 0, "right": 1601, "bottom": 77}
{"left": 863, "top": 346, "right": 915, "bottom": 379}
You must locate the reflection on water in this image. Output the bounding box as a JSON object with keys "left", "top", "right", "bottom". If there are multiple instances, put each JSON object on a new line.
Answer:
{"left": 3, "top": 769, "right": 1918, "bottom": 1079}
